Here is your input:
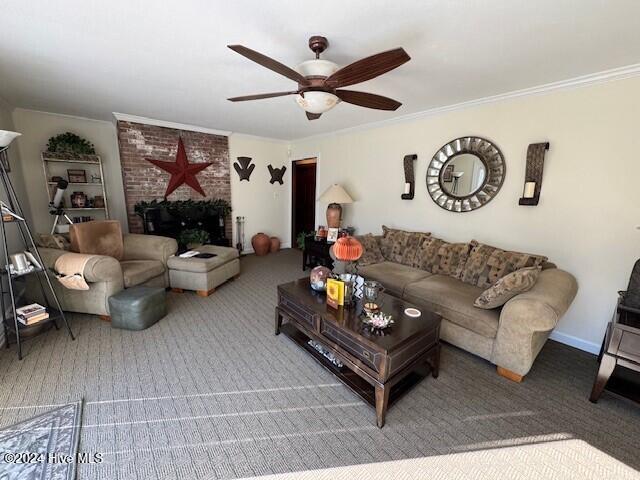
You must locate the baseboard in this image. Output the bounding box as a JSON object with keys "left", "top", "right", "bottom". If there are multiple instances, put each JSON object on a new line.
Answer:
{"left": 240, "top": 243, "right": 291, "bottom": 256}
{"left": 549, "top": 330, "right": 600, "bottom": 355}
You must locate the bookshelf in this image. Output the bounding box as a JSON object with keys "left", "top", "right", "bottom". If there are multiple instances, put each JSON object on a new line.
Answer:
{"left": 41, "top": 152, "right": 109, "bottom": 230}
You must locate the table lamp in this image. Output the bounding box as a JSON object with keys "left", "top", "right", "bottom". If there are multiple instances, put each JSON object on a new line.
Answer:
{"left": 318, "top": 184, "right": 353, "bottom": 228}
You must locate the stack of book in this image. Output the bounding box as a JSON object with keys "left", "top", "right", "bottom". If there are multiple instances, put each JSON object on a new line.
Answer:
{"left": 16, "top": 303, "right": 49, "bottom": 326}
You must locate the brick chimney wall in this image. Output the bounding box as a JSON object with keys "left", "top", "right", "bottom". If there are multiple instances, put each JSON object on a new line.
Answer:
{"left": 116, "top": 121, "right": 231, "bottom": 238}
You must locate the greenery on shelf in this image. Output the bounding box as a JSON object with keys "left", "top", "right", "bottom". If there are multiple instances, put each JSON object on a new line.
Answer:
{"left": 46, "top": 132, "right": 96, "bottom": 154}
{"left": 178, "top": 228, "right": 210, "bottom": 248}
{"left": 134, "top": 199, "right": 232, "bottom": 219}
{"left": 296, "top": 231, "right": 316, "bottom": 250}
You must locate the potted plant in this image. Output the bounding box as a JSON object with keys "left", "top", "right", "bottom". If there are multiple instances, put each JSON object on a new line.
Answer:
{"left": 178, "top": 229, "right": 210, "bottom": 249}
{"left": 46, "top": 132, "right": 96, "bottom": 154}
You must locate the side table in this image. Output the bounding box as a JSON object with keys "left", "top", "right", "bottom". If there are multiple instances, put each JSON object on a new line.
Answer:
{"left": 302, "top": 236, "right": 334, "bottom": 271}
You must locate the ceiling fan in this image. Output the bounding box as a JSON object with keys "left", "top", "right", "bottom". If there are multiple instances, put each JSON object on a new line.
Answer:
{"left": 227, "top": 36, "right": 410, "bottom": 120}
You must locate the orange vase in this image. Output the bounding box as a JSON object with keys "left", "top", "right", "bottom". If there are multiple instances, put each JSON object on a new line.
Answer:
{"left": 252, "top": 233, "right": 270, "bottom": 256}
{"left": 270, "top": 236, "right": 281, "bottom": 253}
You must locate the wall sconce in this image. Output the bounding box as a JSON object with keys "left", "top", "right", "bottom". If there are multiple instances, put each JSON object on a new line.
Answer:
{"left": 401, "top": 154, "right": 417, "bottom": 200}
{"left": 519, "top": 142, "right": 549, "bottom": 206}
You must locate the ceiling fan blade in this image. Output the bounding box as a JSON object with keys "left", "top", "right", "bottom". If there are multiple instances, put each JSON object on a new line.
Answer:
{"left": 325, "top": 48, "right": 410, "bottom": 88}
{"left": 228, "top": 91, "right": 298, "bottom": 102}
{"left": 335, "top": 90, "right": 402, "bottom": 111}
{"left": 306, "top": 112, "right": 321, "bottom": 121}
{"left": 228, "top": 45, "right": 310, "bottom": 85}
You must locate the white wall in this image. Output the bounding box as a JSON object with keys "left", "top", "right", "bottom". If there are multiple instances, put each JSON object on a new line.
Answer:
{"left": 228, "top": 134, "right": 289, "bottom": 252}
{"left": 11, "top": 109, "right": 128, "bottom": 233}
{"left": 290, "top": 76, "right": 640, "bottom": 352}
{"left": 0, "top": 99, "right": 31, "bottom": 251}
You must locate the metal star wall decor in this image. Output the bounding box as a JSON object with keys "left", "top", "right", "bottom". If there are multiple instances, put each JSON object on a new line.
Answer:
{"left": 146, "top": 137, "right": 212, "bottom": 197}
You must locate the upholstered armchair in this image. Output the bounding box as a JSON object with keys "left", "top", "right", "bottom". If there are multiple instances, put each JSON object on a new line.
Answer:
{"left": 29, "top": 221, "right": 177, "bottom": 319}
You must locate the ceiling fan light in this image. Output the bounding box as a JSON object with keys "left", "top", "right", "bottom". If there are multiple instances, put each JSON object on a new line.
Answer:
{"left": 295, "top": 59, "right": 339, "bottom": 77}
{"left": 296, "top": 91, "right": 340, "bottom": 114}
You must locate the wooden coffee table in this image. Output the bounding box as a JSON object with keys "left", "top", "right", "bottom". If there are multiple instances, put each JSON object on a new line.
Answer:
{"left": 275, "top": 278, "right": 441, "bottom": 427}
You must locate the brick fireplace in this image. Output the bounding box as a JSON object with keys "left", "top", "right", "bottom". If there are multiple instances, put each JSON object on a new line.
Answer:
{"left": 116, "top": 121, "right": 231, "bottom": 240}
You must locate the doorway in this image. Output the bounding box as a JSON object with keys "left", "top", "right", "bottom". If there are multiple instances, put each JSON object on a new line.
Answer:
{"left": 291, "top": 158, "right": 317, "bottom": 249}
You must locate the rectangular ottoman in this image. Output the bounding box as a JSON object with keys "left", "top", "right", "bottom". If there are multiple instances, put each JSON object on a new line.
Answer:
{"left": 109, "top": 286, "right": 167, "bottom": 330}
{"left": 168, "top": 245, "right": 240, "bottom": 297}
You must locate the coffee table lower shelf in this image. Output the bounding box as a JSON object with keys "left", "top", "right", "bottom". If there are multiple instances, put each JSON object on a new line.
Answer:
{"left": 280, "top": 323, "right": 434, "bottom": 425}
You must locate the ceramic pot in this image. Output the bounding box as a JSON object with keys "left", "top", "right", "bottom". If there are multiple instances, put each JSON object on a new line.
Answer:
{"left": 326, "top": 203, "right": 342, "bottom": 228}
{"left": 252, "top": 233, "right": 270, "bottom": 256}
{"left": 270, "top": 236, "right": 281, "bottom": 253}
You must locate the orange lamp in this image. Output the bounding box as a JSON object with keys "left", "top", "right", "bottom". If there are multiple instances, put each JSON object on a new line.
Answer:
{"left": 333, "top": 236, "right": 363, "bottom": 262}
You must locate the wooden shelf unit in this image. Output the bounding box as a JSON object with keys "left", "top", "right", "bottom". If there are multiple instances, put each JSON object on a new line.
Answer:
{"left": 42, "top": 152, "right": 109, "bottom": 224}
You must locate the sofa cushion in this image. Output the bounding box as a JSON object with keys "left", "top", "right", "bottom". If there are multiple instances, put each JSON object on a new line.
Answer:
{"left": 474, "top": 266, "right": 541, "bottom": 309}
{"left": 355, "top": 234, "right": 385, "bottom": 266}
{"left": 358, "top": 261, "right": 432, "bottom": 297}
{"left": 460, "top": 242, "right": 548, "bottom": 289}
{"left": 380, "top": 226, "right": 430, "bottom": 266}
{"left": 404, "top": 275, "right": 500, "bottom": 338}
{"left": 70, "top": 220, "right": 124, "bottom": 260}
{"left": 120, "top": 260, "right": 165, "bottom": 288}
{"left": 413, "top": 236, "right": 473, "bottom": 278}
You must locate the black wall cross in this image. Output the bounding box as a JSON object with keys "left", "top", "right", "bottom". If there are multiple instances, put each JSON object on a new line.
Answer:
{"left": 268, "top": 165, "right": 286, "bottom": 185}
{"left": 234, "top": 156, "right": 255, "bottom": 181}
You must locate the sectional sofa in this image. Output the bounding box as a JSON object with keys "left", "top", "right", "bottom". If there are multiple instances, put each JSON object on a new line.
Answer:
{"left": 356, "top": 227, "right": 578, "bottom": 381}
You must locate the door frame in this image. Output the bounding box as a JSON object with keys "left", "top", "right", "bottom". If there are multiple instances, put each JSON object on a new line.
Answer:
{"left": 290, "top": 157, "right": 318, "bottom": 249}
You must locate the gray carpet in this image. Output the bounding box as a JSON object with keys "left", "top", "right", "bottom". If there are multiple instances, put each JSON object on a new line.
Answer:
{"left": 0, "top": 249, "right": 638, "bottom": 480}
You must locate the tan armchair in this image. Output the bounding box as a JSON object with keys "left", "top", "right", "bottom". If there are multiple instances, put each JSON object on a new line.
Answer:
{"left": 30, "top": 232, "right": 177, "bottom": 318}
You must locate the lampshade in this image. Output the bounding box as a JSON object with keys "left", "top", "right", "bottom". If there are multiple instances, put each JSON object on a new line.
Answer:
{"left": 295, "top": 91, "right": 340, "bottom": 114}
{"left": 0, "top": 130, "right": 21, "bottom": 148}
{"left": 319, "top": 184, "right": 353, "bottom": 204}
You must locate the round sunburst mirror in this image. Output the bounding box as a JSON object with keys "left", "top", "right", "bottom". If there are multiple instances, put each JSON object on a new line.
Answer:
{"left": 426, "top": 136, "right": 506, "bottom": 212}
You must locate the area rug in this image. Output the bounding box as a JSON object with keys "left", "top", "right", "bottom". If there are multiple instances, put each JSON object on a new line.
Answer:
{"left": 0, "top": 400, "right": 82, "bottom": 480}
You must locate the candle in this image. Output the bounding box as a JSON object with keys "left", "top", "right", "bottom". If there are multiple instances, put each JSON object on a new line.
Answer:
{"left": 404, "top": 182, "right": 411, "bottom": 194}
{"left": 523, "top": 181, "right": 536, "bottom": 198}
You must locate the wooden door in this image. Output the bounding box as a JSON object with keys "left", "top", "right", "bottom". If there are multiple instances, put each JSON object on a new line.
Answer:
{"left": 292, "top": 158, "right": 317, "bottom": 248}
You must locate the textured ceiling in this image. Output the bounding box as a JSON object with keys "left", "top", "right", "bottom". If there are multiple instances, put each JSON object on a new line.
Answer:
{"left": 2, "top": 0, "right": 640, "bottom": 140}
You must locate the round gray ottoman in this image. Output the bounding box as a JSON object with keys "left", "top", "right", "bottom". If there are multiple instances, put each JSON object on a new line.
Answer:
{"left": 108, "top": 286, "right": 167, "bottom": 330}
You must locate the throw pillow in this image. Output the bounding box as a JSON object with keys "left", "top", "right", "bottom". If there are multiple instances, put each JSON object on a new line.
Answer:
{"left": 380, "top": 226, "right": 430, "bottom": 265}
{"left": 356, "top": 234, "right": 385, "bottom": 266}
{"left": 70, "top": 220, "right": 124, "bottom": 260}
{"left": 36, "top": 233, "right": 71, "bottom": 251}
{"left": 460, "top": 241, "right": 547, "bottom": 289}
{"left": 414, "top": 236, "right": 473, "bottom": 277}
{"left": 474, "top": 266, "right": 541, "bottom": 309}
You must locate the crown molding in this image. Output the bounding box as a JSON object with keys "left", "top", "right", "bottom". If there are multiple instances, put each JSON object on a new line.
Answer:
{"left": 15, "top": 107, "right": 115, "bottom": 125}
{"left": 112, "top": 112, "right": 231, "bottom": 136}
{"left": 229, "top": 132, "right": 289, "bottom": 144}
{"left": 293, "top": 62, "right": 640, "bottom": 143}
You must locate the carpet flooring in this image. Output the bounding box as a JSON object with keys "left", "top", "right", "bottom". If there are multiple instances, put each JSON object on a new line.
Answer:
{"left": 0, "top": 249, "right": 638, "bottom": 480}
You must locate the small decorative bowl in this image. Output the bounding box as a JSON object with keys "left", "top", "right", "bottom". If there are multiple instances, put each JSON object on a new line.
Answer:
{"left": 363, "top": 311, "right": 394, "bottom": 331}
{"left": 363, "top": 302, "right": 380, "bottom": 313}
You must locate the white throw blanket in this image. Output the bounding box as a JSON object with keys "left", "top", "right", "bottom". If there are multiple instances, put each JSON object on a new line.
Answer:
{"left": 54, "top": 253, "right": 96, "bottom": 290}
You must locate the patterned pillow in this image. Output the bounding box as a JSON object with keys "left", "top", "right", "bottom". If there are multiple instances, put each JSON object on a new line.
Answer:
{"left": 402, "top": 232, "right": 431, "bottom": 267}
{"left": 474, "top": 266, "right": 541, "bottom": 309}
{"left": 461, "top": 242, "right": 547, "bottom": 289}
{"left": 356, "top": 234, "right": 385, "bottom": 266}
{"left": 36, "top": 233, "right": 71, "bottom": 250}
{"left": 380, "top": 226, "right": 430, "bottom": 265}
{"left": 414, "top": 236, "right": 473, "bottom": 277}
